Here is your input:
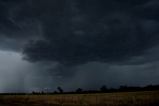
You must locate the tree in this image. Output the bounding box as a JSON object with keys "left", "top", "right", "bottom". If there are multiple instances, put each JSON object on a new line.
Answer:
{"left": 76, "top": 88, "right": 83, "bottom": 93}
{"left": 57, "top": 86, "right": 63, "bottom": 93}
{"left": 100, "top": 85, "right": 107, "bottom": 92}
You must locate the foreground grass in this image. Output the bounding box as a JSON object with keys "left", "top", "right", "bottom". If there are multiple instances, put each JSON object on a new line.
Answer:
{"left": 0, "top": 91, "right": 159, "bottom": 106}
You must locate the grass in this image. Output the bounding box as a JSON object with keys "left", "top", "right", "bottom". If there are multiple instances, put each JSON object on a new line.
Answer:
{"left": 0, "top": 90, "right": 159, "bottom": 106}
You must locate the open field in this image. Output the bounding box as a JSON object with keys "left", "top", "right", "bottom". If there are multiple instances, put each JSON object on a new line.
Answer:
{"left": 0, "top": 91, "right": 159, "bottom": 106}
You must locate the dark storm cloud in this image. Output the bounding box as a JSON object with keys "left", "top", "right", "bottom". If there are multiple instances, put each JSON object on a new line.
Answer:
{"left": 22, "top": 0, "right": 159, "bottom": 65}
{"left": 1, "top": 0, "right": 159, "bottom": 92}
{"left": 0, "top": 0, "right": 159, "bottom": 65}
{"left": 0, "top": 0, "right": 43, "bottom": 51}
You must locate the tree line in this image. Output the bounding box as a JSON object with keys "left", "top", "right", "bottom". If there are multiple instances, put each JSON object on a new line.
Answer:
{"left": 32, "top": 84, "right": 159, "bottom": 95}
{"left": 0, "top": 84, "right": 159, "bottom": 95}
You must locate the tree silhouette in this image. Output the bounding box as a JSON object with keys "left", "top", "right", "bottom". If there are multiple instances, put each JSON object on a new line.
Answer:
{"left": 57, "top": 86, "right": 63, "bottom": 93}
{"left": 76, "top": 88, "right": 83, "bottom": 93}
{"left": 100, "top": 85, "right": 107, "bottom": 92}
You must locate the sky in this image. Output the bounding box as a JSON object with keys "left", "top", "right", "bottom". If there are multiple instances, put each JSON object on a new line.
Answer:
{"left": 0, "top": 0, "right": 159, "bottom": 92}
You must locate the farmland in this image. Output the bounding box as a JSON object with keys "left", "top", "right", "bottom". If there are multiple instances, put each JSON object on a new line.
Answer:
{"left": 0, "top": 90, "right": 159, "bottom": 106}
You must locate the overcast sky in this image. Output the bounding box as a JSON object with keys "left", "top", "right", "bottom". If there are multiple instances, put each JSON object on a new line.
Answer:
{"left": 0, "top": 0, "right": 159, "bottom": 92}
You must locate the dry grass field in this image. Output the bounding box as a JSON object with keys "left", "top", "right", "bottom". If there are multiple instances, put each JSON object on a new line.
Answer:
{"left": 0, "top": 91, "right": 159, "bottom": 106}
